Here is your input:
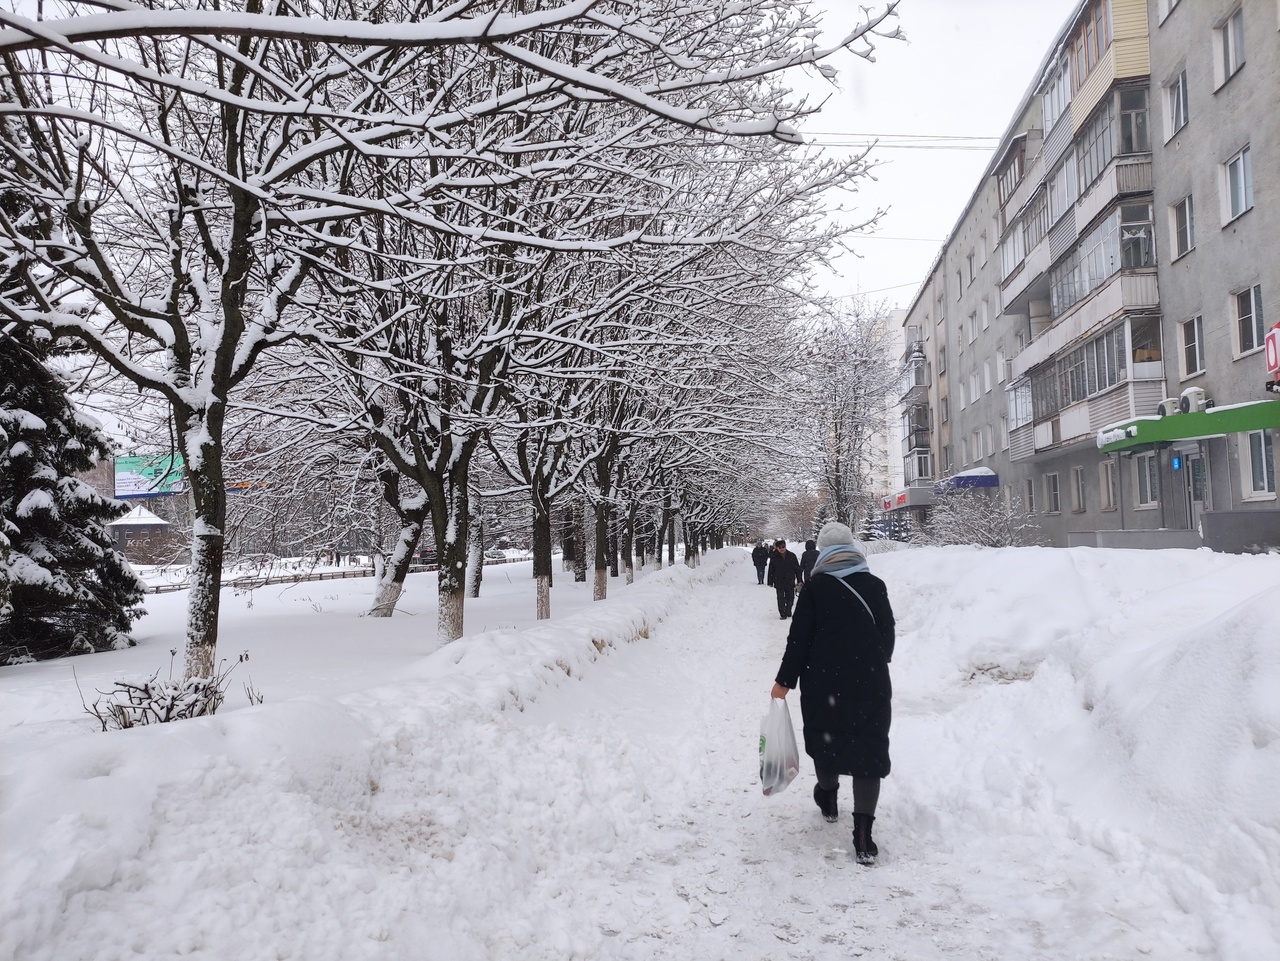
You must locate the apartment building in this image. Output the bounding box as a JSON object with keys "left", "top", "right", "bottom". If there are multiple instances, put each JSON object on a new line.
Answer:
{"left": 892, "top": 0, "right": 1280, "bottom": 551}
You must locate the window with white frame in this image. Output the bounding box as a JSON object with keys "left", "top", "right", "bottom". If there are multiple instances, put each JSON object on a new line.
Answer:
{"left": 981, "top": 300, "right": 990, "bottom": 330}
{"left": 983, "top": 360, "right": 992, "bottom": 394}
{"left": 996, "top": 348, "right": 1006, "bottom": 383}
{"left": 1223, "top": 145, "right": 1253, "bottom": 222}
{"left": 967, "top": 251, "right": 976, "bottom": 284}
{"left": 1165, "top": 69, "right": 1188, "bottom": 137}
{"left": 1119, "top": 88, "right": 1149, "bottom": 154}
{"left": 968, "top": 311, "right": 978, "bottom": 344}
{"left": 1048, "top": 154, "right": 1078, "bottom": 225}
{"left": 1044, "top": 473, "right": 1061, "bottom": 513}
{"left": 1100, "top": 459, "right": 1117, "bottom": 510}
{"left": 1043, "top": 59, "right": 1071, "bottom": 133}
{"left": 1243, "top": 430, "right": 1276, "bottom": 496}
{"left": 969, "top": 371, "right": 980, "bottom": 403}
{"left": 1236, "top": 285, "right": 1264, "bottom": 353}
{"left": 938, "top": 345, "right": 947, "bottom": 373}
{"left": 961, "top": 435, "right": 970, "bottom": 466}
{"left": 1214, "top": 8, "right": 1245, "bottom": 88}
{"left": 1171, "top": 194, "right": 1195, "bottom": 258}
{"left": 999, "top": 415, "right": 1009, "bottom": 450}
{"left": 1071, "top": 466, "right": 1086, "bottom": 512}
{"left": 1009, "top": 380, "right": 1033, "bottom": 430}
{"left": 1157, "top": 0, "right": 1181, "bottom": 22}
{"left": 984, "top": 425, "right": 994, "bottom": 457}
{"left": 1181, "top": 315, "right": 1205, "bottom": 376}
{"left": 1025, "top": 478, "right": 1037, "bottom": 513}
{"left": 941, "top": 396, "right": 949, "bottom": 423}
{"left": 972, "top": 429, "right": 983, "bottom": 462}
{"left": 956, "top": 270, "right": 963, "bottom": 300}
{"left": 958, "top": 323, "right": 965, "bottom": 352}
{"left": 936, "top": 294, "right": 945, "bottom": 325}
{"left": 1136, "top": 451, "right": 1159, "bottom": 506}
{"left": 959, "top": 380, "right": 967, "bottom": 410}
{"left": 980, "top": 232, "right": 989, "bottom": 265}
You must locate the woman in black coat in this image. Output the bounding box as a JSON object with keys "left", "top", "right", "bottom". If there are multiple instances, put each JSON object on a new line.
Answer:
{"left": 770, "top": 522, "right": 895, "bottom": 864}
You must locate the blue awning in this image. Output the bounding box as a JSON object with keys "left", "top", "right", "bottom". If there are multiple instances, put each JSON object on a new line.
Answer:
{"left": 934, "top": 470, "right": 999, "bottom": 494}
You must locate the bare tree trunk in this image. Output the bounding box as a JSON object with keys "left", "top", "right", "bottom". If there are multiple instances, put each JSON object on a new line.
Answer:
{"left": 181, "top": 410, "right": 227, "bottom": 682}
{"left": 532, "top": 493, "right": 554, "bottom": 620}
{"left": 431, "top": 473, "right": 470, "bottom": 644}
{"left": 466, "top": 506, "right": 483, "bottom": 598}
{"left": 593, "top": 499, "right": 609, "bottom": 601}
{"left": 667, "top": 511, "right": 678, "bottom": 568}
{"left": 573, "top": 497, "right": 588, "bottom": 584}
{"left": 622, "top": 501, "right": 636, "bottom": 584}
{"left": 370, "top": 520, "right": 423, "bottom": 617}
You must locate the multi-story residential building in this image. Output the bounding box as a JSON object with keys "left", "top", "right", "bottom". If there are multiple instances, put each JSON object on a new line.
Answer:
{"left": 891, "top": 0, "right": 1279, "bottom": 551}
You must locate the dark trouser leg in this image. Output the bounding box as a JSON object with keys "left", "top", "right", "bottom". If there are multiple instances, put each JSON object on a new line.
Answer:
{"left": 851, "top": 777, "right": 881, "bottom": 816}
{"left": 814, "top": 763, "right": 840, "bottom": 793}
{"left": 755, "top": 564, "right": 765, "bottom": 584}
{"left": 777, "top": 584, "right": 795, "bottom": 616}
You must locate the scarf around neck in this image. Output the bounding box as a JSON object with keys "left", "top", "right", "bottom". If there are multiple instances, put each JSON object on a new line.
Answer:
{"left": 811, "top": 544, "right": 869, "bottom": 579}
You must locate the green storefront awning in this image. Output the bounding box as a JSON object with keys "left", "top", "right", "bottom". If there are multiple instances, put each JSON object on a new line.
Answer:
{"left": 1096, "top": 399, "right": 1280, "bottom": 453}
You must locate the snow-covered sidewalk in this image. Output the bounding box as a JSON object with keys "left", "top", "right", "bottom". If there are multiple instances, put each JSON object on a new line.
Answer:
{"left": 2, "top": 546, "right": 1278, "bottom": 960}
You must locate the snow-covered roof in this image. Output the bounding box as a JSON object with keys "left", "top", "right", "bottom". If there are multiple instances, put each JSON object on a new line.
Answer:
{"left": 107, "top": 504, "right": 170, "bottom": 527}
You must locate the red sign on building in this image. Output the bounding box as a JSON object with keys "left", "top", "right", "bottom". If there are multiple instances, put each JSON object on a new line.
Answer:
{"left": 1266, "top": 323, "right": 1280, "bottom": 376}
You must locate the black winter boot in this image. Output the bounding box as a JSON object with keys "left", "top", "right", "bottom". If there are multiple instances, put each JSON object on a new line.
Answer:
{"left": 813, "top": 785, "right": 838, "bottom": 822}
{"left": 852, "top": 813, "right": 878, "bottom": 865}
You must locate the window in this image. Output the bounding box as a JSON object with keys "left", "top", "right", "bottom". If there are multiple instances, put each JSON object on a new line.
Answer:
{"left": 1157, "top": 0, "right": 1181, "bottom": 22}
{"left": 981, "top": 300, "right": 990, "bottom": 331}
{"left": 958, "top": 324, "right": 965, "bottom": 353}
{"left": 1100, "top": 459, "right": 1117, "bottom": 510}
{"left": 1050, "top": 202, "right": 1153, "bottom": 318}
{"left": 1044, "top": 473, "right": 1061, "bottom": 514}
{"left": 980, "top": 232, "right": 989, "bottom": 265}
{"left": 1244, "top": 430, "right": 1276, "bottom": 496}
{"left": 1136, "top": 451, "right": 1159, "bottom": 506}
{"left": 1215, "top": 8, "right": 1245, "bottom": 87}
{"left": 959, "top": 380, "right": 967, "bottom": 410}
{"left": 940, "top": 396, "right": 949, "bottom": 423}
{"left": 968, "top": 313, "right": 978, "bottom": 344}
{"left": 1182, "top": 316, "right": 1205, "bottom": 376}
{"left": 1009, "top": 380, "right": 1033, "bottom": 430}
{"left": 1119, "top": 88, "right": 1149, "bottom": 154}
{"left": 1025, "top": 478, "right": 1037, "bottom": 513}
{"left": 996, "top": 348, "right": 1006, "bottom": 383}
{"left": 1043, "top": 60, "right": 1071, "bottom": 133}
{"left": 961, "top": 435, "right": 970, "bottom": 467}
{"left": 967, "top": 251, "right": 976, "bottom": 284}
{"left": 983, "top": 360, "right": 992, "bottom": 394}
{"left": 956, "top": 270, "right": 963, "bottom": 300}
{"left": 938, "top": 345, "right": 947, "bottom": 373}
{"left": 972, "top": 429, "right": 983, "bottom": 462}
{"left": 1056, "top": 324, "right": 1128, "bottom": 406}
{"left": 998, "top": 143, "right": 1025, "bottom": 205}
{"left": 1077, "top": 95, "right": 1116, "bottom": 189}
{"left": 1165, "top": 69, "right": 1189, "bottom": 137}
{"left": 984, "top": 426, "right": 994, "bottom": 457}
{"left": 1000, "top": 415, "right": 1009, "bottom": 451}
{"left": 1172, "top": 195, "right": 1195, "bottom": 258}
{"left": 969, "top": 372, "right": 980, "bottom": 403}
{"left": 936, "top": 294, "right": 946, "bottom": 326}
{"left": 1048, "top": 154, "right": 1078, "bottom": 225}
{"left": 1223, "top": 146, "right": 1253, "bottom": 222}
{"left": 1071, "top": 467, "right": 1087, "bottom": 512}
{"left": 1237, "top": 284, "right": 1265, "bottom": 353}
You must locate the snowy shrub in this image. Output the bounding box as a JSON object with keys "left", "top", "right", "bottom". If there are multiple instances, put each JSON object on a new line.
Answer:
{"left": 82, "top": 651, "right": 262, "bottom": 731}
{"left": 910, "top": 490, "right": 1043, "bottom": 548}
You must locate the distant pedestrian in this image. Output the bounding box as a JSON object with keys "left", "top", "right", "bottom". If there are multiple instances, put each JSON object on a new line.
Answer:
{"left": 751, "top": 542, "right": 770, "bottom": 584}
{"left": 766, "top": 539, "right": 803, "bottom": 619}
{"left": 770, "top": 521, "right": 896, "bottom": 865}
{"left": 799, "top": 538, "right": 818, "bottom": 587}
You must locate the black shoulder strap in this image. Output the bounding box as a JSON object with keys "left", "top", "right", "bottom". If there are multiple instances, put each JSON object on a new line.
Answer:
{"left": 826, "top": 574, "right": 876, "bottom": 625}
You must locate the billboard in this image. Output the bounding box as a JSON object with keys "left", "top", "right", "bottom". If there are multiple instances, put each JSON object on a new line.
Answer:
{"left": 114, "top": 454, "right": 186, "bottom": 499}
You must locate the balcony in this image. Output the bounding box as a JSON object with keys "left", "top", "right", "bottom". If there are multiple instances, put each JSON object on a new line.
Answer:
{"left": 1077, "top": 154, "right": 1151, "bottom": 230}
{"left": 902, "top": 429, "right": 931, "bottom": 458}
{"left": 899, "top": 359, "right": 931, "bottom": 403}
{"left": 1011, "top": 270, "right": 1158, "bottom": 381}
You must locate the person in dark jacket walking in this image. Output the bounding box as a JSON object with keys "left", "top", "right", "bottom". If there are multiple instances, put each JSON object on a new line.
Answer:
{"left": 770, "top": 521, "right": 895, "bottom": 865}
{"left": 799, "top": 539, "right": 819, "bottom": 586}
{"left": 766, "top": 539, "right": 803, "bottom": 619}
{"left": 751, "top": 542, "right": 770, "bottom": 584}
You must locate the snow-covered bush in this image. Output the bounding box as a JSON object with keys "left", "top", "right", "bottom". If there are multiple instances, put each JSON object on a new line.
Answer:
{"left": 911, "top": 490, "right": 1043, "bottom": 548}
{"left": 82, "top": 651, "right": 261, "bottom": 731}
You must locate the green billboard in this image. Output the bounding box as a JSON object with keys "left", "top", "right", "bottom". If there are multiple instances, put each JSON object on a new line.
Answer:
{"left": 114, "top": 454, "right": 186, "bottom": 499}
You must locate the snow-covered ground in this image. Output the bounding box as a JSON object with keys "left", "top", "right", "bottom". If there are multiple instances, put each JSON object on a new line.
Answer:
{"left": 1, "top": 545, "right": 1278, "bottom": 961}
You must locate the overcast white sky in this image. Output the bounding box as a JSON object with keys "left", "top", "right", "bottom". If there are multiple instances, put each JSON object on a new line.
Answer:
{"left": 801, "top": 0, "right": 1084, "bottom": 310}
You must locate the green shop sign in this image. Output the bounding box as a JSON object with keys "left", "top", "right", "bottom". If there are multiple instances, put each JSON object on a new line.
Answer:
{"left": 1096, "top": 399, "right": 1280, "bottom": 453}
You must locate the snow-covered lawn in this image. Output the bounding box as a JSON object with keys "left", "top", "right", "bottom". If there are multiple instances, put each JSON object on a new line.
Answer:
{"left": 1, "top": 545, "right": 1277, "bottom": 960}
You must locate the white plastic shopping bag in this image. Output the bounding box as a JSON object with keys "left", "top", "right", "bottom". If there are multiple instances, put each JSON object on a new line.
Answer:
{"left": 759, "top": 697, "right": 800, "bottom": 795}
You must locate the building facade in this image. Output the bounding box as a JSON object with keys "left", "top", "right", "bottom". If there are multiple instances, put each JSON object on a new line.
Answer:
{"left": 892, "top": 0, "right": 1279, "bottom": 551}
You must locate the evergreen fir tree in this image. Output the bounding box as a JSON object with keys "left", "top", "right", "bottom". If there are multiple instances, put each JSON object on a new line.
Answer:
{"left": 0, "top": 327, "right": 145, "bottom": 663}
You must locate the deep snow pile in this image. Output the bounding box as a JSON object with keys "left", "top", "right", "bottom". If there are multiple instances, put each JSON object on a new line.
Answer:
{"left": 0, "top": 545, "right": 1277, "bottom": 960}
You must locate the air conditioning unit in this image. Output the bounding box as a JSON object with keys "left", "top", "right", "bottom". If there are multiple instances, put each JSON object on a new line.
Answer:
{"left": 1179, "top": 386, "right": 1209, "bottom": 413}
{"left": 1156, "top": 397, "right": 1179, "bottom": 417}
